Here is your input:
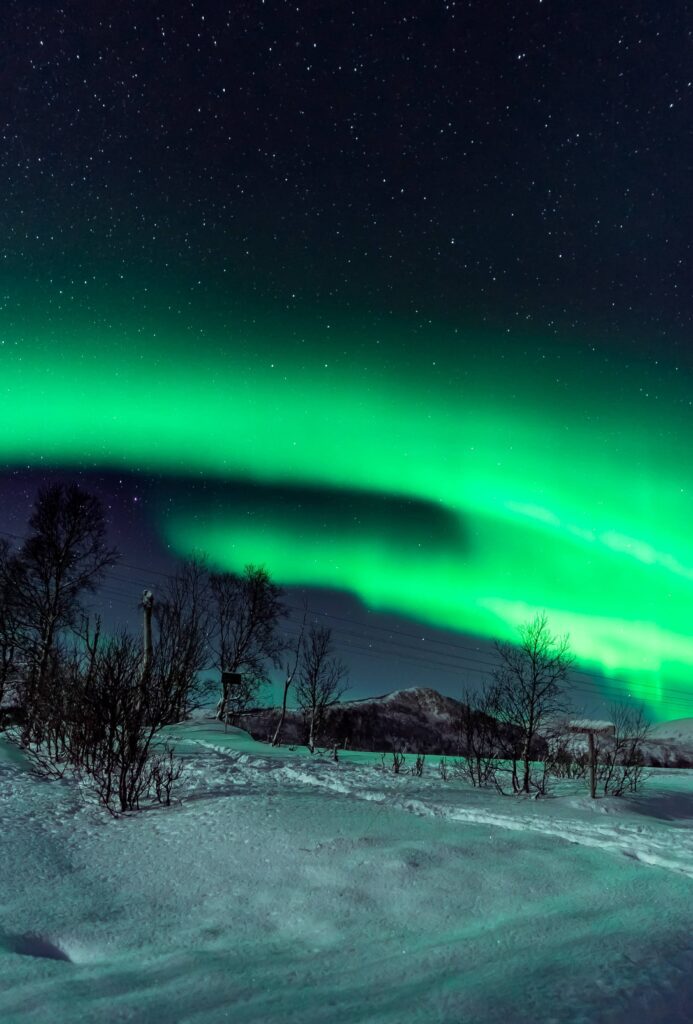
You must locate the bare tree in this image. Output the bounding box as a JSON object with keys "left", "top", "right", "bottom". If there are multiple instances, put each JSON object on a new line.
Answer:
{"left": 294, "top": 625, "right": 349, "bottom": 752}
{"left": 542, "top": 718, "right": 589, "bottom": 782}
{"left": 3, "top": 561, "right": 200, "bottom": 814}
{"left": 4, "top": 483, "right": 118, "bottom": 738}
{"left": 382, "top": 748, "right": 406, "bottom": 774}
{"left": 209, "top": 565, "right": 286, "bottom": 722}
{"left": 151, "top": 560, "right": 212, "bottom": 722}
{"left": 0, "top": 539, "right": 21, "bottom": 720}
{"left": 79, "top": 632, "right": 164, "bottom": 812}
{"left": 598, "top": 703, "right": 651, "bottom": 796}
{"left": 491, "top": 612, "right": 573, "bottom": 794}
{"left": 457, "top": 684, "right": 499, "bottom": 787}
{"left": 271, "top": 602, "right": 307, "bottom": 747}
{"left": 13, "top": 616, "right": 105, "bottom": 783}
{"left": 30, "top": 630, "right": 187, "bottom": 813}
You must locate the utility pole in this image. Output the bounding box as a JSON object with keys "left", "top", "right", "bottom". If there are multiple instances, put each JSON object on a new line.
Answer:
{"left": 142, "top": 589, "right": 154, "bottom": 673}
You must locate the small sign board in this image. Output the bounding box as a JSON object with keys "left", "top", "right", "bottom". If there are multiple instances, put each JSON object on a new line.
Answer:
{"left": 568, "top": 719, "right": 615, "bottom": 736}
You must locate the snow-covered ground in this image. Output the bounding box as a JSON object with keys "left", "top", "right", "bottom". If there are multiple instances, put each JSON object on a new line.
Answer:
{"left": 1, "top": 717, "right": 692, "bottom": 1024}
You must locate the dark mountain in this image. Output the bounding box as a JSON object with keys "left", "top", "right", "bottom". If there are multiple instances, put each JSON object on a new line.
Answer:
{"left": 240, "top": 687, "right": 473, "bottom": 755}
{"left": 233, "top": 687, "right": 693, "bottom": 766}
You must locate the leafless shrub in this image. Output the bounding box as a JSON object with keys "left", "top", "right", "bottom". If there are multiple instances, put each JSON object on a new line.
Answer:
{"left": 12, "top": 627, "right": 187, "bottom": 814}
{"left": 78, "top": 633, "right": 162, "bottom": 812}
{"left": 380, "top": 749, "right": 407, "bottom": 774}
{"left": 272, "top": 603, "right": 307, "bottom": 746}
{"left": 597, "top": 704, "right": 652, "bottom": 796}
{"left": 412, "top": 753, "right": 426, "bottom": 777}
{"left": 209, "top": 566, "right": 287, "bottom": 722}
{"left": 2, "top": 484, "right": 117, "bottom": 743}
{"left": 152, "top": 559, "right": 213, "bottom": 722}
{"left": 543, "top": 721, "right": 590, "bottom": 781}
{"left": 150, "top": 744, "right": 185, "bottom": 806}
{"left": 16, "top": 617, "right": 100, "bottom": 776}
{"left": 457, "top": 684, "right": 500, "bottom": 787}
{"left": 438, "top": 758, "right": 450, "bottom": 781}
{"left": 294, "top": 625, "right": 349, "bottom": 752}
{"left": 449, "top": 751, "right": 509, "bottom": 792}
{"left": 490, "top": 613, "right": 573, "bottom": 794}
{"left": 514, "top": 718, "right": 590, "bottom": 796}
{"left": 546, "top": 743, "right": 589, "bottom": 780}
{"left": 0, "top": 539, "right": 21, "bottom": 718}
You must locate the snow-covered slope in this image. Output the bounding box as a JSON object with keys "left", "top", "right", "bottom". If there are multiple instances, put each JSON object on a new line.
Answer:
{"left": 1, "top": 719, "right": 692, "bottom": 1023}
{"left": 649, "top": 718, "right": 693, "bottom": 743}
{"left": 640, "top": 718, "right": 693, "bottom": 768}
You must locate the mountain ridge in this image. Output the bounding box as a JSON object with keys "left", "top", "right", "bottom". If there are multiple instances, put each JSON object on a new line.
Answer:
{"left": 238, "top": 686, "right": 693, "bottom": 765}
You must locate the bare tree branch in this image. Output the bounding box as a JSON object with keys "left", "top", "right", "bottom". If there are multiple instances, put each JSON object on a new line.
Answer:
{"left": 294, "top": 625, "right": 349, "bottom": 752}
{"left": 208, "top": 565, "right": 286, "bottom": 721}
{"left": 491, "top": 612, "right": 573, "bottom": 794}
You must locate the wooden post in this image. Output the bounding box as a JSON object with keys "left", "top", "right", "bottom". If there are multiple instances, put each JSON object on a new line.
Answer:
{"left": 220, "top": 671, "right": 243, "bottom": 726}
{"left": 567, "top": 720, "right": 615, "bottom": 799}
{"left": 142, "top": 590, "right": 154, "bottom": 673}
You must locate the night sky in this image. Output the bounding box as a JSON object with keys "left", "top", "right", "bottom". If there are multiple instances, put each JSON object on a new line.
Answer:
{"left": 2, "top": 1, "right": 693, "bottom": 720}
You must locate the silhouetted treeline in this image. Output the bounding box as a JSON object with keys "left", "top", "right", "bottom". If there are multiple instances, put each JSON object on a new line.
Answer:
{"left": 0, "top": 483, "right": 291, "bottom": 811}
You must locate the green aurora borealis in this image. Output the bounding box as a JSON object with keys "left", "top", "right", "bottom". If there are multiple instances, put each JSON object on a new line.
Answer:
{"left": 3, "top": 310, "right": 693, "bottom": 720}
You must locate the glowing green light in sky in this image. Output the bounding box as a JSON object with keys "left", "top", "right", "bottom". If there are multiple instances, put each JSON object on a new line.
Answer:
{"left": 2, "top": 311, "right": 692, "bottom": 719}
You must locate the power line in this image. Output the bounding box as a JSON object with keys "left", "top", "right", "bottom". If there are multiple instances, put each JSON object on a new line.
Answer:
{"left": 101, "top": 565, "right": 693, "bottom": 701}
{"left": 3, "top": 528, "right": 693, "bottom": 711}
{"left": 277, "top": 623, "right": 693, "bottom": 714}
{"left": 278, "top": 601, "right": 693, "bottom": 705}
{"left": 94, "top": 575, "right": 661, "bottom": 708}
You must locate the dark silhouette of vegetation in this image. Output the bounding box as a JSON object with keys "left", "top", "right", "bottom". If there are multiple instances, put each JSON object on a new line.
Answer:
{"left": 0, "top": 484, "right": 667, "bottom": 814}
{"left": 0, "top": 539, "right": 21, "bottom": 720}
{"left": 294, "top": 625, "right": 349, "bottom": 752}
{"left": 209, "top": 566, "right": 287, "bottom": 722}
{"left": 457, "top": 684, "right": 499, "bottom": 787}
{"left": 0, "top": 487, "right": 228, "bottom": 812}
{"left": 597, "top": 703, "right": 651, "bottom": 795}
{"left": 491, "top": 612, "right": 573, "bottom": 794}
{"left": 271, "top": 601, "right": 307, "bottom": 746}
{"left": 1, "top": 483, "right": 118, "bottom": 744}
{"left": 380, "top": 748, "right": 406, "bottom": 774}
{"left": 152, "top": 559, "right": 212, "bottom": 722}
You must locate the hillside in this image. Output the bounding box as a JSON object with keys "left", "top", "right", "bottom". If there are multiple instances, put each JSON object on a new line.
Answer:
{"left": 240, "top": 687, "right": 470, "bottom": 754}
{"left": 645, "top": 718, "right": 693, "bottom": 768}
{"left": 240, "top": 688, "right": 693, "bottom": 766}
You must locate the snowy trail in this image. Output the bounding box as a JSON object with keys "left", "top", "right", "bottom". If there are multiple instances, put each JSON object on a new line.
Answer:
{"left": 187, "top": 738, "right": 693, "bottom": 880}
{"left": 2, "top": 728, "right": 693, "bottom": 1024}
{"left": 389, "top": 793, "right": 693, "bottom": 878}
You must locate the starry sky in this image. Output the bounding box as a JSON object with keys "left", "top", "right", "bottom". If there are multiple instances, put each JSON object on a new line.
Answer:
{"left": 1, "top": 1, "right": 693, "bottom": 720}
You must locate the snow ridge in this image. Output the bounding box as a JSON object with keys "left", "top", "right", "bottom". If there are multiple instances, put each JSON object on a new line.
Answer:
{"left": 189, "top": 738, "right": 693, "bottom": 880}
